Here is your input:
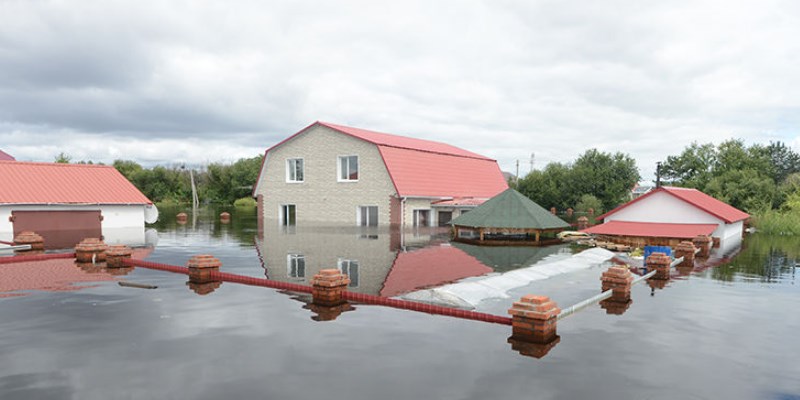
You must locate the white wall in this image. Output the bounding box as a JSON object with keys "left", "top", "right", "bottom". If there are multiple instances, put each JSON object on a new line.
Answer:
{"left": 606, "top": 191, "right": 745, "bottom": 241}
{"left": 0, "top": 204, "right": 146, "bottom": 245}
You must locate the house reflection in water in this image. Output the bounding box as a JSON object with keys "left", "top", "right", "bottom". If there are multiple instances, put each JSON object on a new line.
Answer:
{"left": 256, "top": 221, "right": 569, "bottom": 297}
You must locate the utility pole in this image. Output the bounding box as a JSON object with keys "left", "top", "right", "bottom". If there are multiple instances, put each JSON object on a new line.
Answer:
{"left": 656, "top": 161, "right": 662, "bottom": 188}
{"left": 516, "top": 160, "right": 520, "bottom": 181}
{"left": 530, "top": 152, "right": 535, "bottom": 173}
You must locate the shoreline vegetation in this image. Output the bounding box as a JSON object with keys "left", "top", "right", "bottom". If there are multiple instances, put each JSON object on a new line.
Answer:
{"left": 53, "top": 138, "right": 800, "bottom": 235}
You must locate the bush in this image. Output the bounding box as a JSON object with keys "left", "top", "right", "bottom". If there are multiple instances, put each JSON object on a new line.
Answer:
{"left": 233, "top": 197, "right": 257, "bottom": 207}
{"left": 751, "top": 209, "right": 800, "bottom": 235}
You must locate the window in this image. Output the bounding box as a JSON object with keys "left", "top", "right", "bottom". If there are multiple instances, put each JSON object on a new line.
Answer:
{"left": 287, "top": 254, "right": 305, "bottom": 279}
{"left": 338, "top": 155, "right": 359, "bottom": 181}
{"left": 358, "top": 206, "right": 378, "bottom": 226}
{"left": 337, "top": 259, "right": 359, "bottom": 288}
{"left": 286, "top": 158, "right": 304, "bottom": 182}
{"left": 281, "top": 204, "right": 296, "bottom": 226}
{"left": 413, "top": 210, "right": 430, "bottom": 227}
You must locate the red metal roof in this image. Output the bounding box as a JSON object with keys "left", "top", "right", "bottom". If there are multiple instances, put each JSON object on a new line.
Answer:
{"left": 597, "top": 186, "right": 749, "bottom": 223}
{"left": 254, "top": 121, "right": 509, "bottom": 199}
{"left": 378, "top": 146, "right": 507, "bottom": 198}
{"left": 582, "top": 221, "right": 718, "bottom": 238}
{"left": 0, "top": 161, "right": 152, "bottom": 205}
{"left": 0, "top": 150, "right": 14, "bottom": 161}
{"left": 318, "top": 122, "right": 493, "bottom": 160}
{"left": 380, "top": 245, "right": 492, "bottom": 297}
{"left": 431, "top": 198, "right": 488, "bottom": 207}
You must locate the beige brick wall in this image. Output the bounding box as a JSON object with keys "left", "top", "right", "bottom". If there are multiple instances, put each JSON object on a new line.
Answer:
{"left": 255, "top": 124, "right": 398, "bottom": 226}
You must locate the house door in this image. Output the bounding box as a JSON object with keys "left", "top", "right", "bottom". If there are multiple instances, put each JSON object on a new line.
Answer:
{"left": 359, "top": 206, "right": 378, "bottom": 226}
{"left": 437, "top": 211, "right": 453, "bottom": 226}
{"left": 11, "top": 210, "right": 102, "bottom": 250}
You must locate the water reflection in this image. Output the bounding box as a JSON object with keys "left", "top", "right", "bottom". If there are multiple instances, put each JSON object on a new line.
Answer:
{"left": 255, "top": 222, "right": 566, "bottom": 297}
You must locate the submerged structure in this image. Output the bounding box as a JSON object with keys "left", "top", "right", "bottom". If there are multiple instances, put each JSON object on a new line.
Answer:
{"left": 583, "top": 186, "right": 749, "bottom": 248}
{"left": 252, "top": 121, "right": 508, "bottom": 228}
{"left": 0, "top": 161, "right": 158, "bottom": 249}
{"left": 450, "top": 188, "right": 570, "bottom": 246}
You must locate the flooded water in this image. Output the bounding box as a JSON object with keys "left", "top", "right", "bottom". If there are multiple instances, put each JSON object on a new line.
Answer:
{"left": 1, "top": 206, "right": 798, "bottom": 400}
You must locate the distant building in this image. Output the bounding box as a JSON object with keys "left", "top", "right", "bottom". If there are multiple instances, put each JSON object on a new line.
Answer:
{"left": 630, "top": 184, "right": 654, "bottom": 199}
{"left": 253, "top": 121, "right": 508, "bottom": 227}
{"left": 583, "top": 186, "right": 749, "bottom": 247}
{"left": 0, "top": 149, "right": 15, "bottom": 161}
{"left": 0, "top": 161, "right": 158, "bottom": 249}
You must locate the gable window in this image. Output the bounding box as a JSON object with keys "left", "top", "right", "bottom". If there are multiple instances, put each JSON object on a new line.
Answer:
{"left": 338, "top": 155, "right": 359, "bottom": 181}
{"left": 287, "top": 254, "right": 305, "bottom": 279}
{"left": 337, "top": 259, "right": 359, "bottom": 288}
{"left": 281, "top": 204, "right": 296, "bottom": 226}
{"left": 286, "top": 158, "right": 304, "bottom": 182}
{"left": 358, "top": 206, "right": 378, "bottom": 226}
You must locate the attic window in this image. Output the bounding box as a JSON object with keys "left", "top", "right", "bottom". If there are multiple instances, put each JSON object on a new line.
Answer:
{"left": 338, "top": 155, "right": 358, "bottom": 181}
{"left": 286, "top": 158, "right": 304, "bottom": 182}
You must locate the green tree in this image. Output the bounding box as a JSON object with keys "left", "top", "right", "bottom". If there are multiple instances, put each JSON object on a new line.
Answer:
{"left": 575, "top": 194, "right": 603, "bottom": 214}
{"left": 660, "top": 142, "right": 716, "bottom": 189}
{"left": 571, "top": 149, "right": 640, "bottom": 210}
{"left": 54, "top": 152, "right": 72, "bottom": 163}
{"left": 704, "top": 169, "right": 777, "bottom": 212}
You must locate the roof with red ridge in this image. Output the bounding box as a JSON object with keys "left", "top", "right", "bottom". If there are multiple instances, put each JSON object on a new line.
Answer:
{"left": 0, "top": 161, "right": 152, "bottom": 205}
{"left": 0, "top": 150, "right": 14, "bottom": 161}
{"left": 597, "top": 186, "right": 749, "bottom": 223}
{"left": 582, "top": 221, "right": 718, "bottom": 239}
{"left": 256, "top": 121, "right": 508, "bottom": 198}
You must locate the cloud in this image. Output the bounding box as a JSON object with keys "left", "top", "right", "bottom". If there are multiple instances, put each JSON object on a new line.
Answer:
{"left": 0, "top": 0, "right": 798, "bottom": 180}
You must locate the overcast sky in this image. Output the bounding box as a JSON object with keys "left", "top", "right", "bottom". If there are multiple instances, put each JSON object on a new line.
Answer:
{"left": 1, "top": 0, "right": 798, "bottom": 181}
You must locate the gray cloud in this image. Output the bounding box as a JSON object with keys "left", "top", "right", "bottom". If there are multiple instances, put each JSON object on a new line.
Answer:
{"left": 0, "top": 0, "right": 798, "bottom": 179}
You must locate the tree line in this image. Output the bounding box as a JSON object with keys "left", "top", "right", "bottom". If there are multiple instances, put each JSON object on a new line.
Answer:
{"left": 55, "top": 153, "right": 264, "bottom": 205}
{"left": 659, "top": 140, "right": 800, "bottom": 212}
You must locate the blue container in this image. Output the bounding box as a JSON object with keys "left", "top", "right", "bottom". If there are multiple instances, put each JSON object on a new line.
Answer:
{"left": 644, "top": 245, "right": 672, "bottom": 260}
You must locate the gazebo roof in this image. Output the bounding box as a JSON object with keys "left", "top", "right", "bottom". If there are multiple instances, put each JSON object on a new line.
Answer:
{"left": 450, "top": 188, "right": 570, "bottom": 230}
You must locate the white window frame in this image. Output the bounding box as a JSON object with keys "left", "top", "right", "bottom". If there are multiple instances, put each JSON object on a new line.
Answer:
{"left": 337, "top": 155, "right": 359, "bottom": 182}
{"left": 285, "top": 158, "right": 304, "bottom": 183}
{"left": 280, "top": 204, "right": 296, "bottom": 226}
{"left": 413, "top": 209, "right": 431, "bottom": 227}
{"left": 286, "top": 254, "right": 305, "bottom": 280}
{"left": 337, "top": 258, "right": 359, "bottom": 288}
{"left": 357, "top": 205, "right": 378, "bottom": 226}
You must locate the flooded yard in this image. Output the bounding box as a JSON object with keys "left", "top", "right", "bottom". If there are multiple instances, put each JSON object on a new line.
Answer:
{"left": 1, "top": 207, "right": 798, "bottom": 399}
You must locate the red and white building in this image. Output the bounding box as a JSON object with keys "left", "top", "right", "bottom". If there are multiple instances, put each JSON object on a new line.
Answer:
{"left": 0, "top": 161, "right": 158, "bottom": 249}
{"left": 583, "top": 186, "right": 749, "bottom": 247}
{"left": 0, "top": 150, "right": 15, "bottom": 161}
{"left": 253, "top": 121, "right": 508, "bottom": 227}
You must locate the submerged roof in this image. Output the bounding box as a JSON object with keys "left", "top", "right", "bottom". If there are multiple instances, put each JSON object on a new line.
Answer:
{"left": 0, "top": 161, "right": 152, "bottom": 205}
{"left": 0, "top": 149, "right": 15, "bottom": 161}
{"left": 450, "top": 188, "right": 570, "bottom": 230}
{"left": 598, "top": 186, "right": 749, "bottom": 223}
{"left": 582, "top": 221, "right": 717, "bottom": 239}
{"left": 256, "top": 121, "right": 508, "bottom": 198}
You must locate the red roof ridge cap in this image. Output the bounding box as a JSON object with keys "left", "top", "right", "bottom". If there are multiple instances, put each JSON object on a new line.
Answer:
{"left": 0, "top": 160, "right": 115, "bottom": 169}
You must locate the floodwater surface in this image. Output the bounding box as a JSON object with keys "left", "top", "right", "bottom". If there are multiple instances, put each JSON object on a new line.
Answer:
{"left": 1, "top": 207, "right": 798, "bottom": 400}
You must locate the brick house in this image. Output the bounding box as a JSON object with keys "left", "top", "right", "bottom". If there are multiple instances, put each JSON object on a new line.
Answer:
{"left": 253, "top": 121, "right": 508, "bottom": 227}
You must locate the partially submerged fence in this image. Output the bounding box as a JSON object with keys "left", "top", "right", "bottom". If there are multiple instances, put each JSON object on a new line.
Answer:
{"left": 3, "top": 233, "right": 714, "bottom": 359}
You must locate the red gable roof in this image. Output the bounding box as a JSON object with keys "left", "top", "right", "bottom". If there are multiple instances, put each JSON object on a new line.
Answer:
{"left": 255, "top": 121, "right": 508, "bottom": 198}
{"left": 378, "top": 146, "right": 507, "bottom": 198}
{"left": 597, "top": 186, "right": 749, "bottom": 223}
{"left": 318, "top": 122, "right": 492, "bottom": 160}
{"left": 0, "top": 150, "right": 14, "bottom": 161}
{"left": 380, "top": 245, "right": 492, "bottom": 297}
{"left": 0, "top": 161, "right": 152, "bottom": 205}
{"left": 582, "top": 221, "right": 718, "bottom": 239}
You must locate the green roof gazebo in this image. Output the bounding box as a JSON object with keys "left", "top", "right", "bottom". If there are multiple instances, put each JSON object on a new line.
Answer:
{"left": 450, "top": 188, "right": 570, "bottom": 246}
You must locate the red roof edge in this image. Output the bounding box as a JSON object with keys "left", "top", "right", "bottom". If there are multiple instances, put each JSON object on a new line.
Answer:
{"left": 252, "top": 121, "right": 322, "bottom": 197}
{"left": 376, "top": 146, "right": 401, "bottom": 197}
{"left": 596, "top": 186, "right": 748, "bottom": 223}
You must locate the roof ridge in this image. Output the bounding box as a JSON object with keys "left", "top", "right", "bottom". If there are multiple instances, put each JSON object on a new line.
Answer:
{"left": 0, "top": 160, "right": 114, "bottom": 169}
{"left": 318, "top": 121, "right": 495, "bottom": 161}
